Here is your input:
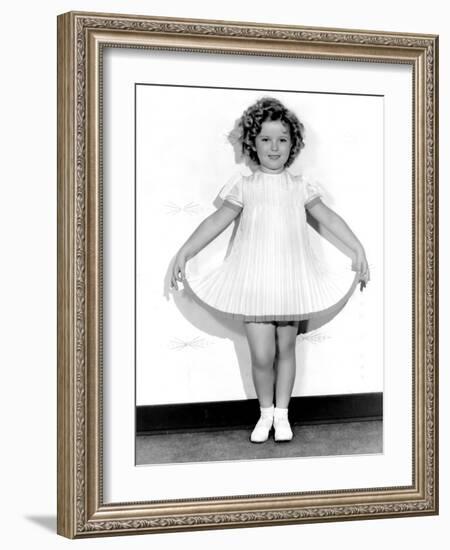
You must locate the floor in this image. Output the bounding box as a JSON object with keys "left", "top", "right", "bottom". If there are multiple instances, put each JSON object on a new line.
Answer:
{"left": 136, "top": 420, "right": 382, "bottom": 465}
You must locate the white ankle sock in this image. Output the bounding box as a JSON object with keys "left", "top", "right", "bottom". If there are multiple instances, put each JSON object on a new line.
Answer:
{"left": 274, "top": 406, "right": 288, "bottom": 418}
{"left": 260, "top": 404, "right": 274, "bottom": 417}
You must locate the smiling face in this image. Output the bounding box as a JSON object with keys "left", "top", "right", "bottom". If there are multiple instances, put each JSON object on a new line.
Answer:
{"left": 255, "top": 120, "right": 292, "bottom": 173}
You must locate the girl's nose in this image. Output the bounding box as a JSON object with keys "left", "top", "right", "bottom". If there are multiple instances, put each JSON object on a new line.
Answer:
{"left": 271, "top": 141, "right": 279, "bottom": 151}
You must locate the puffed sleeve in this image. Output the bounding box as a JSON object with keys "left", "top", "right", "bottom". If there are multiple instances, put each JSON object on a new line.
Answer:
{"left": 218, "top": 173, "right": 244, "bottom": 212}
{"left": 303, "top": 177, "right": 323, "bottom": 210}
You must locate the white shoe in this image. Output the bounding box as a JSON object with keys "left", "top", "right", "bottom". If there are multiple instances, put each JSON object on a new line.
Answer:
{"left": 250, "top": 405, "right": 274, "bottom": 443}
{"left": 274, "top": 408, "right": 293, "bottom": 442}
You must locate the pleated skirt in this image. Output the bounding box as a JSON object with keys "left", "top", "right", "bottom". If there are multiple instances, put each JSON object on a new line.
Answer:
{"left": 183, "top": 198, "right": 359, "bottom": 334}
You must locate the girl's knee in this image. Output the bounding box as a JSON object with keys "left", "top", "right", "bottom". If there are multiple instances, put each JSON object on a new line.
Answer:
{"left": 277, "top": 340, "right": 296, "bottom": 358}
{"left": 251, "top": 347, "right": 276, "bottom": 369}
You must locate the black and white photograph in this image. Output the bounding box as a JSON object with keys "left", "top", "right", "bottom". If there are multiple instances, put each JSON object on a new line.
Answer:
{"left": 135, "top": 84, "right": 382, "bottom": 465}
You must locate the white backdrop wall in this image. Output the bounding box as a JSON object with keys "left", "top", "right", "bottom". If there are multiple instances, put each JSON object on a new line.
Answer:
{"left": 0, "top": 1, "right": 447, "bottom": 549}
{"left": 133, "top": 73, "right": 385, "bottom": 405}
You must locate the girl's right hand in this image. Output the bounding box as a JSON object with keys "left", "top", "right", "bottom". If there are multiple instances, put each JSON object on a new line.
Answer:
{"left": 170, "top": 253, "right": 187, "bottom": 291}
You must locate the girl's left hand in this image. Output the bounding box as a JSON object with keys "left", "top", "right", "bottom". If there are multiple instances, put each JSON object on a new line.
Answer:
{"left": 352, "top": 250, "right": 370, "bottom": 291}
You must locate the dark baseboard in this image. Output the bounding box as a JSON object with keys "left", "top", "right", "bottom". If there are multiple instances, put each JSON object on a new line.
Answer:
{"left": 136, "top": 393, "right": 383, "bottom": 435}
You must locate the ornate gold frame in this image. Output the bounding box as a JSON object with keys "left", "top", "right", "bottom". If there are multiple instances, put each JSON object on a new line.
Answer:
{"left": 57, "top": 11, "right": 439, "bottom": 538}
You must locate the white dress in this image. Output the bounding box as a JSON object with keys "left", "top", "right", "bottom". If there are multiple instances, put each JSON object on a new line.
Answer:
{"left": 183, "top": 169, "right": 359, "bottom": 334}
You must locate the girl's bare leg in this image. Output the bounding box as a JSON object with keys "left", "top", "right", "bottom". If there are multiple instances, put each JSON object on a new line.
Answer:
{"left": 274, "top": 321, "right": 300, "bottom": 408}
{"left": 244, "top": 322, "right": 276, "bottom": 407}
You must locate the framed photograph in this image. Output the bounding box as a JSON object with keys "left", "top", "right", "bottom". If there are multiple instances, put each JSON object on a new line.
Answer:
{"left": 57, "top": 11, "right": 439, "bottom": 538}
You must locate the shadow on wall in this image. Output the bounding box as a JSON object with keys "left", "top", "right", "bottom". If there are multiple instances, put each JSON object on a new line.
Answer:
{"left": 164, "top": 262, "right": 256, "bottom": 397}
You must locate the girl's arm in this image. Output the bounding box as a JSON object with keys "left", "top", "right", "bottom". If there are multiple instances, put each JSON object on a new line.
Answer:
{"left": 170, "top": 204, "right": 241, "bottom": 290}
{"left": 307, "top": 200, "right": 370, "bottom": 289}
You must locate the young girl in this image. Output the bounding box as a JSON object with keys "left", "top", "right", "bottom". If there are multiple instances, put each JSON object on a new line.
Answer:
{"left": 170, "top": 97, "right": 370, "bottom": 444}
